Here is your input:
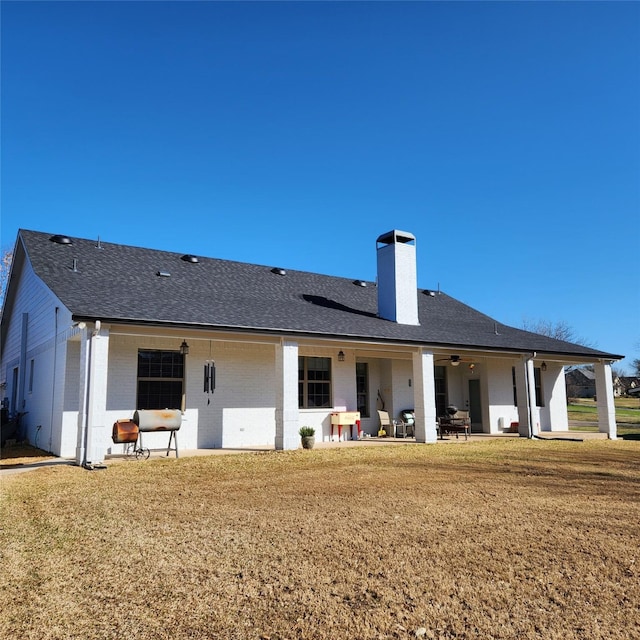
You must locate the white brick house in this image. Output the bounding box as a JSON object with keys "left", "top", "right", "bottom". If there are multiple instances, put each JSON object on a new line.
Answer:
{"left": 0, "top": 229, "right": 622, "bottom": 465}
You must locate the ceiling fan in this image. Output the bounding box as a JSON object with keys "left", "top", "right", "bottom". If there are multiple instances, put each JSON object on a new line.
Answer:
{"left": 436, "top": 355, "right": 474, "bottom": 367}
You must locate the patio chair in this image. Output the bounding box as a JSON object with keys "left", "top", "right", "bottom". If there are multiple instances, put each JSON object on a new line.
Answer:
{"left": 377, "top": 410, "right": 392, "bottom": 437}
{"left": 396, "top": 410, "right": 415, "bottom": 438}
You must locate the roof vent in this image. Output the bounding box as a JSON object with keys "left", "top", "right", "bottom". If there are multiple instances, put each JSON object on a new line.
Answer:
{"left": 49, "top": 234, "right": 73, "bottom": 245}
{"left": 157, "top": 271, "right": 171, "bottom": 277}
{"left": 353, "top": 280, "right": 367, "bottom": 287}
{"left": 181, "top": 254, "right": 199, "bottom": 263}
{"left": 271, "top": 267, "right": 286, "bottom": 276}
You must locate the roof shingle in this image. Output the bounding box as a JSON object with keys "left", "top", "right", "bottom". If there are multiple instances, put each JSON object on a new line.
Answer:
{"left": 18, "top": 229, "right": 621, "bottom": 360}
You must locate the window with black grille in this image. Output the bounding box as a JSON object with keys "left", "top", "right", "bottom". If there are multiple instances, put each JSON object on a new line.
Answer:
{"left": 298, "top": 356, "right": 332, "bottom": 408}
{"left": 137, "top": 350, "right": 184, "bottom": 410}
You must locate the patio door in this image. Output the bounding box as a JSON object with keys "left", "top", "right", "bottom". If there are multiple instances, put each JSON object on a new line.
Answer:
{"left": 468, "top": 379, "right": 482, "bottom": 432}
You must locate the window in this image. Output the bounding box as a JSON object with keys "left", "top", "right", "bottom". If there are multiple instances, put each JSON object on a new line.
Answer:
{"left": 434, "top": 366, "right": 447, "bottom": 417}
{"left": 137, "top": 350, "right": 184, "bottom": 410}
{"left": 356, "top": 363, "right": 370, "bottom": 417}
{"left": 512, "top": 366, "right": 544, "bottom": 407}
{"left": 534, "top": 367, "right": 544, "bottom": 407}
{"left": 298, "top": 356, "right": 331, "bottom": 408}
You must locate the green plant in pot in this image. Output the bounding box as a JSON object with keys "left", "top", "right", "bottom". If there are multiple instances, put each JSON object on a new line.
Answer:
{"left": 299, "top": 426, "right": 315, "bottom": 450}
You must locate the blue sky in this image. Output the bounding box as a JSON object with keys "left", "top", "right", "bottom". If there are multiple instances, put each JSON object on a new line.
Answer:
{"left": 2, "top": 1, "right": 639, "bottom": 372}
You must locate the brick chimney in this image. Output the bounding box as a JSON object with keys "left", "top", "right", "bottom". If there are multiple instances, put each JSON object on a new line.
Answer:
{"left": 376, "top": 230, "right": 419, "bottom": 325}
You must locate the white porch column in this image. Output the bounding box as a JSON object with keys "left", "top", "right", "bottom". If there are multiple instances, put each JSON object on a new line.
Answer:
{"left": 526, "top": 358, "right": 540, "bottom": 437}
{"left": 515, "top": 356, "right": 539, "bottom": 437}
{"left": 412, "top": 349, "right": 438, "bottom": 443}
{"left": 275, "top": 339, "right": 299, "bottom": 450}
{"left": 514, "top": 359, "right": 530, "bottom": 437}
{"left": 75, "top": 322, "right": 110, "bottom": 466}
{"left": 594, "top": 361, "right": 617, "bottom": 439}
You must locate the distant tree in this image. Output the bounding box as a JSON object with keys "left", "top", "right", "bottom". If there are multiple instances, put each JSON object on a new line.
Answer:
{"left": 611, "top": 366, "right": 625, "bottom": 379}
{"left": 632, "top": 340, "right": 640, "bottom": 376}
{"left": 521, "top": 317, "right": 595, "bottom": 348}
{"left": 521, "top": 318, "right": 597, "bottom": 375}
{"left": 0, "top": 248, "right": 12, "bottom": 307}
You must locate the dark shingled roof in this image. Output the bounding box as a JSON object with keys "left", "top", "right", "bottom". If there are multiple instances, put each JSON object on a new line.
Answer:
{"left": 18, "top": 229, "right": 622, "bottom": 360}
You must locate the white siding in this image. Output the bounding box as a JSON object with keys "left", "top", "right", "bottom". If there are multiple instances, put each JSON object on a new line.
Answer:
{"left": 3, "top": 261, "right": 69, "bottom": 364}
{"left": 1, "top": 257, "right": 73, "bottom": 454}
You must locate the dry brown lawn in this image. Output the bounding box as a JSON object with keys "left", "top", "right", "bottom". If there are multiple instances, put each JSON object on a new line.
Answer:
{"left": 0, "top": 444, "right": 59, "bottom": 467}
{"left": 1, "top": 440, "right": 639, "bottom": 640}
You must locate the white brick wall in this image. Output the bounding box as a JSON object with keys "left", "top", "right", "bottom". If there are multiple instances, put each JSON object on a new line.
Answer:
{"left": 486, "top": 359, "right": 519, "bottom": 434}
{"left": 98, "top": 336, "right": 278, "bottom": 453}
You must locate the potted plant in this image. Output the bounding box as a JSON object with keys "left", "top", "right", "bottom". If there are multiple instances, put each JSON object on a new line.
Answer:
{"left": 299, "top": 426, "right": 315, "bottom": 450}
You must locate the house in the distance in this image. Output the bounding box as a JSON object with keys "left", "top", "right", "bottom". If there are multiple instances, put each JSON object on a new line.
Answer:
{"left": 565, "top": 368, "right": 597, "bottom": 399}
{"left": 614, "top": 376, "right": 640, "bottom": 397}
{"left": 0, "top": 229, "right": 623, "bottom": 465}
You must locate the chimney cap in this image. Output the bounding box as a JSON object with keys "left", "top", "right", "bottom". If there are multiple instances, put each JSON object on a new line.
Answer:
{"left": 376, "top": 230, "right": 415, "bottom": 246}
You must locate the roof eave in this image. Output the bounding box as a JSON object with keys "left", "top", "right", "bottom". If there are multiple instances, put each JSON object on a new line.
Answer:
{"left": 69, "top": 315, "right": 623, "bottom": 362}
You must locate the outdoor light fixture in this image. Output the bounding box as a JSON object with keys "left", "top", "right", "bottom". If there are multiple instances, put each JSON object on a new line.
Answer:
{"left": 180, "top": 340, "right": 190, "bottom": 356}
{"left": 541, "top": 362, "right": 547, "bottom": 371}
{"left": 469, "top": 363, "right": 475, "bottom": 371}
{"left": 338, "top": 350, "right": 345, "bottom": 362}
{"left": 451, "top": 355, "right": 460, "bottom": 366}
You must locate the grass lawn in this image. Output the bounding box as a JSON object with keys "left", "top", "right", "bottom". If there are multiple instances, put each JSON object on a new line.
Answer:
{"left": 0, "top": 443, "right": 59, "bottom": 467}
{"left": 568, "top": 397, "right": 640, "bottom": 438}
{"left": 1, "top": 440, "right": 639, "bottom": 639}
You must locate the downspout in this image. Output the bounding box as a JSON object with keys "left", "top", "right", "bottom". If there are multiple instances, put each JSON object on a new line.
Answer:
{"left": 83, "top": 321, "right": 104, "bottom": 469}
{"left": 17, "top": 313, "right": 28, "bottom": 440}
{"left": 18, "top": 313, "right": 28, "bottom": 412}
{"left": 79, "top": 325, "right": 93, "bottom": 467}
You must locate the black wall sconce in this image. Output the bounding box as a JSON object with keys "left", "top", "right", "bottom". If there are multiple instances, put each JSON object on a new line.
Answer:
{"left": 180, "top": 340, "right": 190, "bottom": 355}
{"left": 338, "top": 350, "right": 345, "bottom": 362}
{"left": 541, "top": 362, "right": 547, "bottom": 371}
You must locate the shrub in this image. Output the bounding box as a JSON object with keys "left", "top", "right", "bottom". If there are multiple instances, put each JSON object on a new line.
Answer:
{"left": 298, "top": 426, "right": 315, "bottom": 437}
